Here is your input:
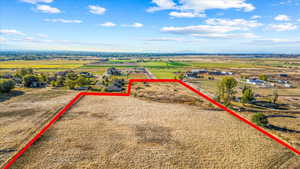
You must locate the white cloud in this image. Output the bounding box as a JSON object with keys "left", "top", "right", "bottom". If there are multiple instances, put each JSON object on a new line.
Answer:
{"left": 132, "top": 23, "right": 144, "bottom": 28}
{"left": 36, "top": 5, "right": 61, "bottom": 13}
{"left": 297, "top": 19, "right": 300, "bottom": 22}
{"left": 248, "top": 38, "right": 300, "bottom": 45}
{"left": 251, "top": 15, "right": 261, "bottom": 19}
{"left": 161, "top": 25, "right": 241, "bottom": 34}
{"left": 192, "top": 32, "right": 258, "bottom": 39}
{"left": 147, "top": 0, "right": 255, "bottom": 14}
{"left": 37, "top": 33, "right": 48, "bottom": 38}
{"left": 122, "top": 22, "right": 144, "bottom": 28}
{"left": 147, "top": 0, "right": 177, "bottom": 12}
{"left": 44, "top": 18, "right": 82, "bottom": 23}
{"left": 169, "top": 11, "right": 205, "bottom": 18}
{"left": 268, "top": 23, "right": 297, "bottom": 31}
{"left": 180, "top": 0, "right": 255, "bottom": 12}
{"left": 274, "top": 14, "right": 290, "bottom": 21}
{"left": 0, "top": 29, "right": 26, "bottom": 36}
{"left": 145, "top": 37, "right": 183, "bottom": 42}
{"left": 88, "top": 5, "right": 106, "bottom": 15}
{"left": 20, "top": 0, "right": 54, "bottom": 4}
{"left": 279, "top": 0, "right": 296, "bottom": 5}
{"left": 161, "top": 18, "right": 260, "bottom": 40}
{"left": 0, "top": 37, "right": 6, "bottom": 41}
{"left": 205, "top": 18, "right": 263, "bottom": 29}
{"left": 100, "top": 22, "right": 116, "bottom": 27}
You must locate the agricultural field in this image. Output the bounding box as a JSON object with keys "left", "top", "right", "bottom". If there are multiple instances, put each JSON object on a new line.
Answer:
{"left": 9, "top": 83, "right": 296, "bottom": 169}
{"left": 149, "top": 68, "right": 185, "bottom": 79}
{"left": 0, "top": 60, "right": 91, "bottom": 69}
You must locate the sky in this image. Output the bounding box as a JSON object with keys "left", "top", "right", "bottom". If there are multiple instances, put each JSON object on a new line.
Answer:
{"left": 0, "top": 0, "right": 300, "bottom": 53}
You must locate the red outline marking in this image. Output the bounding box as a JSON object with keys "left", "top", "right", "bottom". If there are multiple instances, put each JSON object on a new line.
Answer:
{"left": 2, "top": 79, "right": 300, "bottom": 169}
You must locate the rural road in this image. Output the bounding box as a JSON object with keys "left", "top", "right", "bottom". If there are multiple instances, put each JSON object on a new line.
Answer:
{"left": 145, "top": 68, "right": 156, "bottom": 79}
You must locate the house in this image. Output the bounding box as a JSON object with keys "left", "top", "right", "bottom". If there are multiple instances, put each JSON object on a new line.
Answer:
{"left": 75, "top": 86, "right": 91, "bottom": 90}
{"left": 113, "top": 79, "right": 125, "bottom": 87}
{"left": 221, "top": 71, "right": 234, "bottom": 75}
{"left": 279, "top": 74, "right": 288, "bottom": 77}
{"left": 106, "top": 85, "right": 124, "bottom": 92}
{"left": 185, "top": 69, "right": 208, "bottom": 78}
{"left": 99, "top": 58, "right": 109, "bottom": 62}
{"left": 284, "top": 83, "right": 292, "bottom": 88}
{"left": 56, "top": 71, "right": 70, "bottom": 77}
{"left": 191, "top": 69, "right": 208, "bottom": 74}
{"left": 1, "top": 73, "right": 13, "bottom": 79}
{"left": 246, "top": 79, "right": 266, "bottom": 85}
{"left": 208, "top": 71, "right": 223, "bottom": 75}
{"left": 80, "top": 72, "right": 94, "bottom": 78}
{"left": 29, "top": 81, "right": 46, "bottom": 88}
{"left": 13, "top": 76, "right": 23, "bottom": 85}
{"left": 107, "top": 67, "right": 122, "bottom": 76}
{"left": 105, "top": 79, "right": 125, "bottom": 92}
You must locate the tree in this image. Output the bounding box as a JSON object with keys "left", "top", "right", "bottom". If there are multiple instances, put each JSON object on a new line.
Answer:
{"left": 178, "top": 72, "right": 185, "bottom": 80}
{"left": 17, "top": 68, "right": 34, "bottom": 77}
{"left": 251, "top": 113, "right": 268, "bottom": 127}
{"left": 0, "top": 79, "right": 15, "bottom": 93}
{"left": 56, "top": 77, "right": 65, "bottom": 87}
{"left": 38, "top": 73, "right": 48, "bottom": 83}
{"left": 76, "top": 76, "right": 90, "bottom": 87}
{"left": 259, "top": 74, "right": 268, "bottom": 81}
{"left": 217, "top": 77, "right": 238, "bottom": 106}
{"left": 66, "top": 72, "right": 78, "bottom": 80}
{"left": 241, "top": 86, "right": 255, "bottom": 104}
{"left": 51, "top": 80, "right": 57, "bottom": 87}
{"left": 65, "top": 79, "right": 77, "bottom": 89}
{"left": 271, "top": 90, "right": 279, "bottom": 104}
{"left": 23, "top": 74, "right": 39, "bottom": 87}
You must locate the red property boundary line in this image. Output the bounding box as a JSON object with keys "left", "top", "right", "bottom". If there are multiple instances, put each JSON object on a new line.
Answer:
{"left": 2, "top": 79, "right": 300, "bottom": 169}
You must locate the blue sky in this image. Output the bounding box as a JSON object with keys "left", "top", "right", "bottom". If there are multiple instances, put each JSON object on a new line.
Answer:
{"left": 0, "top": 0, "right": 300, "bottom": 53}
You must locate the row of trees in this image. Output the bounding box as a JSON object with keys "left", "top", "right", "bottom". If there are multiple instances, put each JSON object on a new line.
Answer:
{"left": 217, "top": 77, "right": 278, "bottom": 106}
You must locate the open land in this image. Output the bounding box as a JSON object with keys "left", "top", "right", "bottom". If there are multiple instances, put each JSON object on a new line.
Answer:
{"left": 0, "top": 88, "right": 77, "bottom": 166}
{"left": 10, "top": 83, "right": 296, "bottom": 169}
{"left": 1, "top": 56, "right": 300, "bottom": 168}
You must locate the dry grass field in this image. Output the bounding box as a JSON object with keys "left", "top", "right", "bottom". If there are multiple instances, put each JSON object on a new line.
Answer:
{"left": 9, "top": 83, "right": 298, "bottom": 169}
{"left": 0, "top": 88, "right": 77, "bottom": 166}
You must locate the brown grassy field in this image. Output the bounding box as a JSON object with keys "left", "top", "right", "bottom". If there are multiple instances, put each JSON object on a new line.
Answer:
{"left": 0, "top": 88, "right": 77, "bottom": 166}
{"left": 9, "top": 83, "right": 297, "bottom": 169}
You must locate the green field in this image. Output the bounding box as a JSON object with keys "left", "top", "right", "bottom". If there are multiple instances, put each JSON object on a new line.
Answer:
{"left": 149, "top": 68, "right": 185, "bottom": 79}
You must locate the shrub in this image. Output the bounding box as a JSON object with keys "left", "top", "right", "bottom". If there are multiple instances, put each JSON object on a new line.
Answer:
{"left": 251, "top": 113, "right": 268, "bottom": 127}
{"left": 0, "top": 79, "right": 15, "bottom": 93}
